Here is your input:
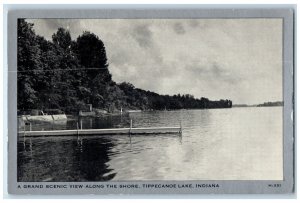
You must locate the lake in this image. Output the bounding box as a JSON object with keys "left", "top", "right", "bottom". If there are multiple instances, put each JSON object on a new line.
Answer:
{"left": 17, "top": 107, "right": 283, "bottom": 181}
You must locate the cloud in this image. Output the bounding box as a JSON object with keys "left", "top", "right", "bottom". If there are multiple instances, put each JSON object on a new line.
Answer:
{"left": 43, "top": 19, "right": 73, "bottom": 30}
{"left": 188, "top": 20, "right": 199, "bottom": 28}
{"left": 185, "top": 62, "right": 241, "bottom": 87}
{"left": 27, "top": 19, "right": 84, "bottom": 40}
{"left": 173, "top": 22, "right": 186, "bottom": 35}
{"left": 109, "top": 48, "right": 131, "bottom": 66}
{"left": 132, "top": 24, "right": 153, "bottom": 48}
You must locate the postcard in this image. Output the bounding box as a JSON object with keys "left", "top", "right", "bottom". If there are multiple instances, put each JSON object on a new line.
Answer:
{"left": 6, "top": 7, "right": 295, "bottom": 195}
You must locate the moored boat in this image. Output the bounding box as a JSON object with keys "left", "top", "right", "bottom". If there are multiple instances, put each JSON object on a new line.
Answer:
{"left": 126, "top": 110, "right": 142, "bottom": 113}
{"left": 19, "top": 109, "right": 67, "bottom": 122}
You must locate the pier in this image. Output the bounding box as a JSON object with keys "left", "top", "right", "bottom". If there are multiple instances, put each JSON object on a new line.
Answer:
{"left": 18, "top": 127, "right": 182, "bottom": 137}
{"left": 18, "top": 118, "right": 183, "bottom": 137}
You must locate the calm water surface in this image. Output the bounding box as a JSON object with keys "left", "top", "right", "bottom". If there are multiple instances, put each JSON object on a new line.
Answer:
{"left": 18, "top": 107, "right": 283, "bottom": 181}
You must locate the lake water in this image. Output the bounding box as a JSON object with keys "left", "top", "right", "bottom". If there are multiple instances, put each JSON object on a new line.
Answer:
{"left": 18, "top": 107, "right": 283, "bottom": 181}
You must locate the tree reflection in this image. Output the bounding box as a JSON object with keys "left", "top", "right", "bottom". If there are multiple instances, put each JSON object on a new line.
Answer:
{"left": 76, "top": 137, "right": 116, "bottom": 181}
{"left": 17, "top": 136, "right": 117, "bottom": 182}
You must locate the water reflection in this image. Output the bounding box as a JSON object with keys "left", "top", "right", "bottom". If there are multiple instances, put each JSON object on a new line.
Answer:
{"left": 75, "top": 137, "right": 117, "bottom": 181}
{"left": 18, "top": 136, "right": 117, "bottom": 182}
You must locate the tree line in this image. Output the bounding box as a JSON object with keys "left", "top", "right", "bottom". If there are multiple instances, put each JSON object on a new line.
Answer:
{"left": 17, "top": 19, "right": 232, "bottom": 114}
{"left": 257, "top": 101, "right": 283, "bottom": 107}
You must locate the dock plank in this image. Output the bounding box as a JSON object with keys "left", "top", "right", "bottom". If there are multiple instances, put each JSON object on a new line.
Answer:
{"left": 18, "top": 127, "right": 181, "bottom": 137}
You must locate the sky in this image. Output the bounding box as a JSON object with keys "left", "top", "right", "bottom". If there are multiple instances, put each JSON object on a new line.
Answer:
{"left": 26, "top": 18, "right": 283, "bottom": 105}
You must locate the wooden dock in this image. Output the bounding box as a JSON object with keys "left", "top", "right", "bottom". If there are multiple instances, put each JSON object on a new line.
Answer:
{"left": 18, "top": 127, "right": 182, "bottom": 137}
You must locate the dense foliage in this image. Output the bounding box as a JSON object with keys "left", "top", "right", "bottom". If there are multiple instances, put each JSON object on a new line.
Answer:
{"left": 17, "top": 19, "right": 232, "bottom": 114}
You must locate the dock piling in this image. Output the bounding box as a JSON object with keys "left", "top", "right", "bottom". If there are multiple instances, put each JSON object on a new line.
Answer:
{"left": 80, "top": 120, "right": 83, "bottom": 130}
{"left": 76, "top": 122, "right": 79, "bottom": 137}
{"left": 179, "top": 121, "right": 182, "bottom": 135}
{"left": 23, "top": 125, "right": 26, "bottom": 143}
{"left": 129, "top": 119, "right": 132, "bottom": 137}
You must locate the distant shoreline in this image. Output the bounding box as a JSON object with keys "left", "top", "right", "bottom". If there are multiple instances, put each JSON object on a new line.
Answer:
{"left": 232, "top": 101, "right": 283, "bottom": 108}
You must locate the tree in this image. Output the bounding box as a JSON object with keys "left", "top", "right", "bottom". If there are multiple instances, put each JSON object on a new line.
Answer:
{"left": 76, "top": 31, "right": 110, "bottom": 79}
{"left": 17, "top": 19, "right": 43, "bottom": 110}
{"left": 52, "top": 28, "right": 72, "bottom": 50}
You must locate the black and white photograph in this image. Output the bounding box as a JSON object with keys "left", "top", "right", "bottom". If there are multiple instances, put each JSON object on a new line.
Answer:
{"left": 16, "top": 17, "right": 285, "bottom": 182}
{"left": 5, "top": 6, "right": 294, "bottom": 196}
